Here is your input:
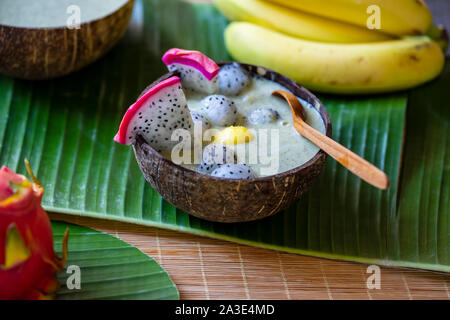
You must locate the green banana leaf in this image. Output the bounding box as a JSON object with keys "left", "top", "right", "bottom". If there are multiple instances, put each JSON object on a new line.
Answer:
{"left": 396, "top": 61, "right": 449, "bottom": 268}
{"left": 52, "top": 221, "right": 179, "bottom": 300}
{"left": 0, "top": 0, "right": 447, "bottom": 272}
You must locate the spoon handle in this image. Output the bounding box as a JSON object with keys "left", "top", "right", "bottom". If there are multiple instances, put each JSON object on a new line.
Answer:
{"left": 295, "top": 119, "right": 389, "bottom": 190}
{"left": 272, "top": 89, "right": 389, "bottom": 190}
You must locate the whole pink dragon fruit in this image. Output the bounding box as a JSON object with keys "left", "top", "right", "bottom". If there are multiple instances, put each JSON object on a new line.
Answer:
{"left": 0, "top": 160, "right": 68, "bottom": 300}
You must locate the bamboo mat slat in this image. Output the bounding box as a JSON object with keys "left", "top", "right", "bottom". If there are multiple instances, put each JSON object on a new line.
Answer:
{"left": 50, "top": 213, "right": 450, "bottom": 300}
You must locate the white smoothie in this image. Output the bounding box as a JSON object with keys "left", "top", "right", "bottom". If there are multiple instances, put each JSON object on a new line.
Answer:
{"left": 181, "top": 75, "right": 325, "bottom": 177}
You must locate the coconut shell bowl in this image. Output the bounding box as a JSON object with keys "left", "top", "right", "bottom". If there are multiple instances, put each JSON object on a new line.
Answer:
{"left": 132, "top": 62, "right": 332, "bottom": 223}
{"left": 0, "top": 0, "right": 134, "bottom": 79}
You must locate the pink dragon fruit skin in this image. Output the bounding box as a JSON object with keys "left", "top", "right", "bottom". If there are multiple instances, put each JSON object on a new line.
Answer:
{"left": 114, "top": 76, "right": 194, "bottom": 151}
{"left": 162, "top": 48, "right": 220, "bottom": 94}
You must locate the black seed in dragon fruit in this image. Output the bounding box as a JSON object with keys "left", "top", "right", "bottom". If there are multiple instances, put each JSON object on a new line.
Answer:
{"left": 162, "top": 48, "right": 219, "bottom": 94}
{"left": 218, "top": 62, "right": 252, "bottom": 96}
{"left": 211, "top": 164, "right": 257, "bottom": 180}
{"left": 114, "top": 76, "right": 194, "bottom": 153}
{"left": 200, "top": 94, "right": 238, "bottom": 126}
{"left": 198, "top": 143, "right": 237, "bottom": 174}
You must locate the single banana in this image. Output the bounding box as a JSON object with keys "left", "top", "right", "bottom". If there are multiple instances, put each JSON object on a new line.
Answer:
{"left": 264, "top": 0, "right": 432, "bottom": 36}
{"left": 225, "top": 22, "right": 445, "bottom": 94}
{"left": 213, "top": 0, "right": 392, "bottom": 43}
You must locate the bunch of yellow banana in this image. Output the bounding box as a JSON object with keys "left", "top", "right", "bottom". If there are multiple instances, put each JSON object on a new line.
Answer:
{"left": 214, "top": 0, "right": 446, "bottom": 94}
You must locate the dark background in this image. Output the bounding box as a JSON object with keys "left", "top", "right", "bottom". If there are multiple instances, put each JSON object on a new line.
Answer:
{"left": 427, "top": 0, "right": 450, "bottom": 55}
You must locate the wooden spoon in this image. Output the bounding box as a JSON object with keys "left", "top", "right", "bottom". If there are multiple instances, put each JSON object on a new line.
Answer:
{"left": 272, "top": 90, "right": 389, "bottom": 190}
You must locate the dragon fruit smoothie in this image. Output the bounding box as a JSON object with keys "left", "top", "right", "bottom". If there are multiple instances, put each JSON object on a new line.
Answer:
{"left": 183, "top": 75, "right": 325, "bottom": 176}
{"left": 115, "top": 48, "right": 325, "bottom": 179}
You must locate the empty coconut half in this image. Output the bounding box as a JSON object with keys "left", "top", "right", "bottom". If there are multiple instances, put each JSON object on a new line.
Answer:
{"left": 0, "top": 0, "right": 134, "bottom": 79}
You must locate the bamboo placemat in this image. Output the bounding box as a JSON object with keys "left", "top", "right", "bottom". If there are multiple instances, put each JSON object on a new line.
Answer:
{"left": 50, "top": 213, "right": 449, "bottom": 300}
